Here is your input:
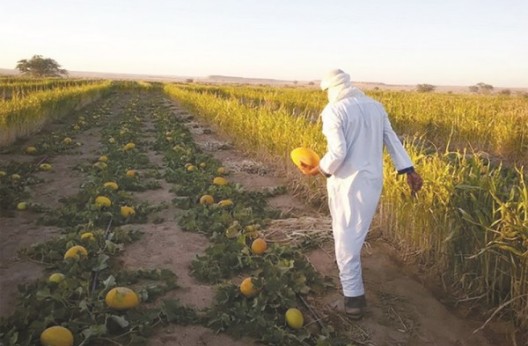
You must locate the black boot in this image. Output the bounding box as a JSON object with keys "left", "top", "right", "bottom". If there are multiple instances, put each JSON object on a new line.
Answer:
{"left": 344, "top": 295, "right": 366, "bottom": 319}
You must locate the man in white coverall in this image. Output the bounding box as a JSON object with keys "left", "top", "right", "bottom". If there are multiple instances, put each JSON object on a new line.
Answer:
{"left": 303, "top": 69, "right": 423, "bottom": 319}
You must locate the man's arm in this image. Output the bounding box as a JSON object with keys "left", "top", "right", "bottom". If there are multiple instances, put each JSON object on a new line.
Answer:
{"left": 382, "top": 112, "right": 423, "bottom": 193}
{"left": 318, "top": 107, "right": 347, "bottom": 175}
{"left": 382, "top": 112, "right": 413, "bottom": 171}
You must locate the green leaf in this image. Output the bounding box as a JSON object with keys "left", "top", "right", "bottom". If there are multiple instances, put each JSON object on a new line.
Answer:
{"left": 79, "top": 299, "right": 89, "bottom": 312}
{"left": 161, "top": 299, "right": 184, "bottom": 322}
{"left": 9, "top": 331, "right": 19, "bottom": 344}
{"left": 103, "top": 275, "right": 116, "bottom": 289}
{"left": 92, "top": 254, "right": 110, "bottom": 272}
{"left": 35, "top": 287, "right": 52, "bottom": 301}
{"left": 81, "top": 324, "right": 107, "bottom": 339}
{"left": 109, "top": 314, "right": 130, "bottom": 328}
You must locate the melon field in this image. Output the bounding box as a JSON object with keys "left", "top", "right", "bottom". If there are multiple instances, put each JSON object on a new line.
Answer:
{"left": 0, "top": 78, "right": 526, "bottom": 345}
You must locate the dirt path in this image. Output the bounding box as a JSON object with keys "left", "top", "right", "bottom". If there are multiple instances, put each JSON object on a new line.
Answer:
{"left": 0, "top": 90, "right": 505, "bottom": 345}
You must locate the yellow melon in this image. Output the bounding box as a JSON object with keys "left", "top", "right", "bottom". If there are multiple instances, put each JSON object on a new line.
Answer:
{"left": 217, "top": 199, "right": 233, "bottom": 208}
{"left": 251, "top": 238, "right": 267, "bottom": 255}
{"left": 39, "top": 163, "right": 52, "bottom": 171}
{"left": 285, "top": 308, "right": 304, "bottom": 329}
{"left": 48, "top": 273, "right": 65, "bottom": 284}
{"left": 103, "top": 181, "right": 119, "bottom": 190}
{"left": 120, "top": 206, "right": 136, "bottom": 218}
{"left": 213, "top": 177, "right": 228, "bottom": 186}
{"left": 199, "top": 195, "right": 215, "bottom": 205}
{"left": 105, "top": 287, "right": 139, "bottom": 310}
{"left": 290, "top": 148, "right": 320, "bottom": 171}
{"left": 25, "top": 146, "right": 37, "bottom": 154}
{"left": 123, "top": 142, "right": 136, "bottom": 151}
{"left": 93, "top": 162, "right": 107, "bottom": 170}
{"left": 240, "top": 277, "right": 258, "bottom": 298}
{"left": 40, "top": 325, "right": 74, "bottom": 346}
{"left": 64, "top": 245, "right": 88, "bottom": 260}
{"left": 95, "top": 196, "right": 111, "bottom": 208}
{"left": 80, "top": 232, "right": 95, "bottom": 241}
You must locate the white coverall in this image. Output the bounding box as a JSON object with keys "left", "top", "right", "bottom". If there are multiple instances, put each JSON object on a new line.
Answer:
{"left": 318, "top": 70, "right": 413, "bottom": 298}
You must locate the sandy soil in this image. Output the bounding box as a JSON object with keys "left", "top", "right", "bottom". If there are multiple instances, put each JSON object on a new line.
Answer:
{"left": 0, "top": 91, "right": 514, "bottom": 345}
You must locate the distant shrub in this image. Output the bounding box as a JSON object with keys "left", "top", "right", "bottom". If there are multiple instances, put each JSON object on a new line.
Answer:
{"left": 477, "top": 82, "right": 494, "bottom": 94}
{"left": 469, "top": 85, "right": 479, "bottom": 93}
{"left": 470, "top": 82, "right": 494, "bottom": 94}
{"left": 416, "top": 84, "right": 435, "bottom": 92}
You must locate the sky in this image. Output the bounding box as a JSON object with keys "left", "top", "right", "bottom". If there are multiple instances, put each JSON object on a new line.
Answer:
{"left": 1, "top": 0, "right": 527, "bottom": 87}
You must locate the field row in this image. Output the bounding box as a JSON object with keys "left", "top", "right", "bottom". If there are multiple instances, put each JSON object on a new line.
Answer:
{"left": 0, "top": 81, "right": 118, "bottom": 147}
{"left": 179, "top": 84, "right": 528, "bottom": 164}
{"left": 0, "top": 78, "right": 103, "bottom": 101}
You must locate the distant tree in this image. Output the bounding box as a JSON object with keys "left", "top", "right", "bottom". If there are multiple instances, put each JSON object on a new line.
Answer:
{"left": 308, "top": 81, "right": 315, "bottom": 86}
{"left": 416, "top": 84, "right": 435, "bottom": 93}
{"left": 185, "top": 78, "right": 194, "bottom": 83}
{"left": 293, "top": 80, "right": 298, "bottom": 85}
{"left": 499, "top": 89, "right": 511, "bottom": 96}
{"left": 469, "top": 83, "right": 494, "bottom": 94}
{"left": 476, "top": 82, "right": 494, "bottom": 94}
{"left": 468, "top": 85, "right": 479, "bottom": 93}
{"left": 16, "top": 55, "right": 67, "bottom": 77}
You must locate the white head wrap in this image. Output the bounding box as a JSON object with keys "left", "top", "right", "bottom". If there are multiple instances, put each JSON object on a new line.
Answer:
{"left": 320, "top": 69, "right": 363, "bottom": 103}
{"left": 320, "top": 69, "right": 351, "bottom": 91}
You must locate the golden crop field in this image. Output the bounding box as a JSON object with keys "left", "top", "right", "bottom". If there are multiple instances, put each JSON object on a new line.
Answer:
{"left": 179, "top": 84, "right": 528, "bottom": 165}
{"left": 0, "top": 77, "right": 102, "bottom": 101}
{"left": 0, "top": 79, "right": 526, "bottom": 345}
{"left": 0, "top": 78, "right": 113, "bottom": 147}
